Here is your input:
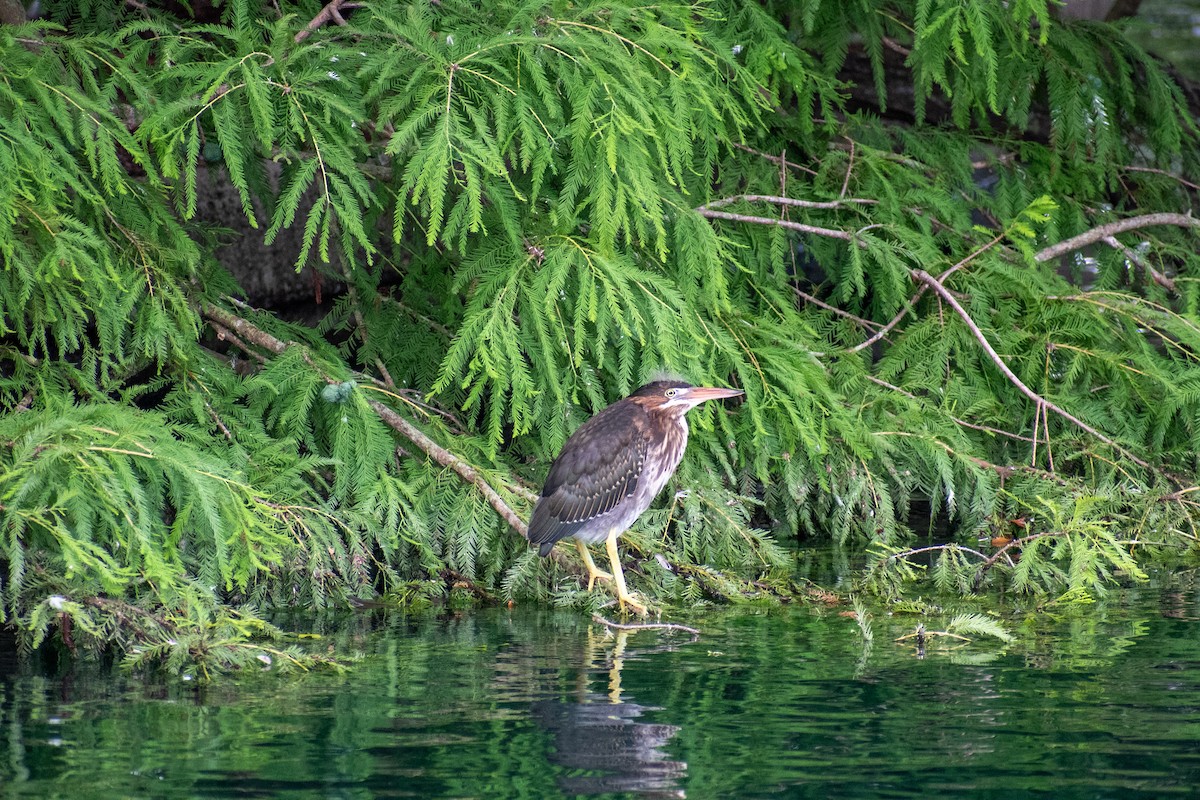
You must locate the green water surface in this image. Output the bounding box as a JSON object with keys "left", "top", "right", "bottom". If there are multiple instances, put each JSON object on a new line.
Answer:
{"left": 4, "top": 585, "right": 1200, "bottom": 799}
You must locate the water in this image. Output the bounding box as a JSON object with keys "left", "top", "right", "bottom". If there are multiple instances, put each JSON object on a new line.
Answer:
{"left": 1125, "top": 0, "right": 1200, "bottom": 82}
{"left": 4, "top": 587, "right": 1200, "bottom": 799}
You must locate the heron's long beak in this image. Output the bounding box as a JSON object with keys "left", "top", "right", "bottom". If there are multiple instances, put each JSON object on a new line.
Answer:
{"left": 683, "top": 386, "right": 745, "bottom": 404}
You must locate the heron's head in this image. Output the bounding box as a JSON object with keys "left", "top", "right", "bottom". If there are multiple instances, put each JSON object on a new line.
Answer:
{"left": 629, "top": 380, "right": 744, "bottom": 413}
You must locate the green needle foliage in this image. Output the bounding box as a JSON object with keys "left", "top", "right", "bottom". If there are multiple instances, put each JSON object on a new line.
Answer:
{"left": 1, "top": 0, "right": 1199, "bottom": 673}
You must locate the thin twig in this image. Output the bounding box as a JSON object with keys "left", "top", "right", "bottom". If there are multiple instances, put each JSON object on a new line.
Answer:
{"left": 695, "top": 208, "right": 858, "bottom": 242}
{"left": 864, "top": 375, "right": 1035, "bottom": 442}
{"left": 839, "top": 136, "right": 855, "bottom": 198}
{"left": 846, "top": 299, "right": 919, "bottom": 354}
{"left": 1079, "top": 291, "right": 1200, "bottom": 336}
{"left": 1101, "top": 235, "right": 1176, "bottom": 292}
{"left": 1035, "top": 213, "right": 1200, "bottom": 263}
{"left": 778, "top": 147, "right": 787, "bottom": 200}
{"left": 895, "top": 629, "right": 970, "bottom": 642}
{"left": 592, "top": 614, "right": 700, "bottom": 635}
{"left": 911, "top": 270, "right": 1152, "bottom": 470}
{"left": 1159, "top": 486, "right": 1200, "bottom": 503}
{"left": 972, "top": 530, "right": 1069, "bottom": 588}
{"left": 367, "top": 379, "right": 468, "bottom": 431}
{"left": 732, "top": 143, "right": 819, "bottom": 176}
{"left": 796, "top": 288, "right": 883, "bottom": 330}
{"left": 937, "top": 231, "right": 1009, "bottom": 285}
{"left": 698, "top": 194, "right": 878, "bottom": 212}
{"left": 881, "top": 36, "right": 912, "bottom": 57}
{"left": 204, "top": 399, "right": 235, "bottom": 442}
{"left": 1041, "top": 398, "right": 1055, "bottom": 472}
{"left": 208, "top": 320, "right": 269, "bottom": 364}
{"left": 442, "top": 568, "right": 496, "bottom": 602}
{"left": 887, "top": 543, "right": 991, "bottom": 563}
{"left": 1120, "top": 165, "right": 1200, "bottom": 193}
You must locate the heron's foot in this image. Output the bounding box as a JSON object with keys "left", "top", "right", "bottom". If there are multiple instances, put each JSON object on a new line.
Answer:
{"left": 585, "top": 567, "right": 613, "bottom": 591}
{"left": 575, "top": 540, "right": 614, "bottom": 590}
{"left": 617, "top": 590, "right": 649, "bottom": 617}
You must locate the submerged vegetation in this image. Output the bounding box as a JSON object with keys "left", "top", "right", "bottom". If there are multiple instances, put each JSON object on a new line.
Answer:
{"left": 1, "top": 0, "right": 1199, "bottom": 673}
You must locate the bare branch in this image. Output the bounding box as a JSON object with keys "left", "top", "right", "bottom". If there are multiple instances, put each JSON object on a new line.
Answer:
{"left": 839, "top": 136, "right": 855, "bottom": 198}
{"left": 846, "top": 231, "right": 1008, "bottom": 354}
{"left": 881, "top": 36, "right": 912, "bottom": 57}
{"left": 204, "top": 304, "right": 287, "bottom": 355}
{"left": 1035, "top": 213, "right": 1200, "bottom": 263}
{"left": 592, "top": 614, "right": 700, "bottom": 635}
{"left": 1160, "top": 485, "right": 1200, "bottom": 503}
{"left": 846, "top": 299, "right": 917, "bottom": 355}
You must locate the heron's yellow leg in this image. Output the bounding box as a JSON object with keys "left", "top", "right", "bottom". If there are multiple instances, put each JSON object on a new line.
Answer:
{"left": 575, "top": 539, "right": 612, "bottom": 590}
{"left": 605, "top": 531, "right": 648, "bottom": 616}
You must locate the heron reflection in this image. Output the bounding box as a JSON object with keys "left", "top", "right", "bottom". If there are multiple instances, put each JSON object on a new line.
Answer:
{"left": 530, "top": 627, "right": 688, "bottom": 798}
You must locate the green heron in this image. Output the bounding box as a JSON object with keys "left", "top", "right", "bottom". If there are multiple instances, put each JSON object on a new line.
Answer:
{"left": 527, "top": 380, "right": 744, "bottom": 614}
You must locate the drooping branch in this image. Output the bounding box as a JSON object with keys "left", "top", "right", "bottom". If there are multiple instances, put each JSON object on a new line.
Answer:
{"left": 1035, "top": 213, "right": 1200, "bottom": 263}
{"left": 911, "top": 271, "right": 1152, "bottom": 470}
{"left": 201, "top": 304, "right": 530, "bottom": 537}
{"left": 369, "top": 399, "right": 528, "bottom": 536}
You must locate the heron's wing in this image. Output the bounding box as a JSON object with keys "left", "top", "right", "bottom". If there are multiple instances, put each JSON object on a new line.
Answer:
{"left": 527, "top": 401, "right": 650, "bottom": 552}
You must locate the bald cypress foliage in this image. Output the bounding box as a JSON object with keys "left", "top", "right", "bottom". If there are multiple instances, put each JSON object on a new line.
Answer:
{"left": 1, "top": 1, "right": 1198, "bottom": 671}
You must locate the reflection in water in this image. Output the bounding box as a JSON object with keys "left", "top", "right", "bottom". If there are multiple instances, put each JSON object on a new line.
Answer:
{"left": 9, "top": 595, "right": 1200, "bottom": 800}
{"left": 530, "top": 628, "right": 687, "bottom": 798}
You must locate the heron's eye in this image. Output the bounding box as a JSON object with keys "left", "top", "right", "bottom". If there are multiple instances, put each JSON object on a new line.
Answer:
{"left": 664, "top": 388, "right": 679, "bottom": 398}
